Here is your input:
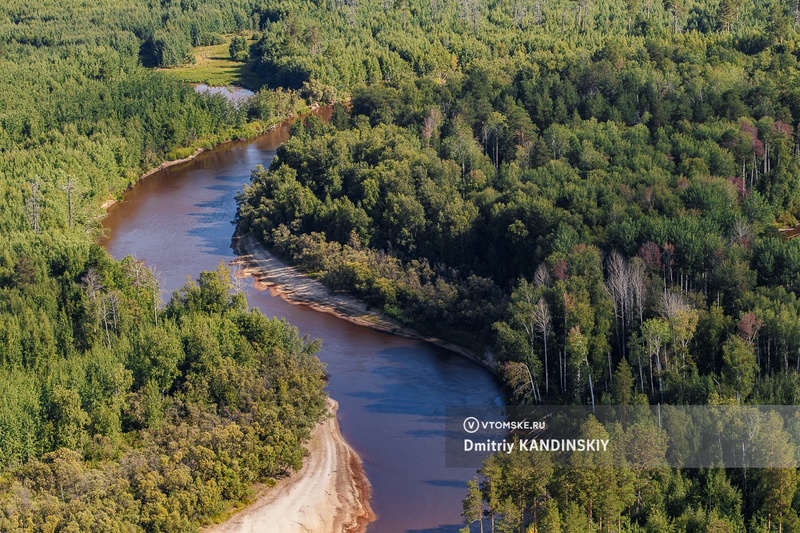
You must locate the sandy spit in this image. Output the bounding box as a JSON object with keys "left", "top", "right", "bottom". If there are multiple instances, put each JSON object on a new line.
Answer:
{"left": 230, "top": 231, "right": 496, "bottom": 371}
{"left": 203, "top": 399, "right": 374, "bottom": 533}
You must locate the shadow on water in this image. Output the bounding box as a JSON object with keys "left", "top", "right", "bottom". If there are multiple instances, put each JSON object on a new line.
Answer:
{"left": 407, "top": 525, "right": 464, "bottom": 533}
{"left": 193, "top": 182, "right": 242, "bottom": 209}
{"left": 346, "top": 388, "right": 437, "bottom": 416}
{"left": 186, "top": 226, "right": 237, "bottom": 257}
{"left": 424, "top": 479, "right": 468, "bottom": 488}
{"left": 406, "top": 428, "right": 448, "bottom": 438}
{"left": 210, "top": 174, "right": 250, "bottom": 184}
{"left": 408, "top": 522, "right": 493, "bottom": 533}
{"left": 347, "top": 346, "right": 500, "bottom": 416}
{"left": 184, "top": 181, "right": 243, "bottom": 256}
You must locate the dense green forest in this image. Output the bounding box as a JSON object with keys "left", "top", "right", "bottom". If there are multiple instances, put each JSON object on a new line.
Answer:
{"left": 232, "top": 0, "right": 800, "bottom": 529}
{"left": 6, "top": 0, "right": 800, "bottom": 529}
{"left": 0, "top": 1, "right": 330, "bottom": 531}
{"left": 0, "top": 255, "right": 327, "bottom": 531}
{"left": 0, "top": 0, "right": 319, "bottom": 236}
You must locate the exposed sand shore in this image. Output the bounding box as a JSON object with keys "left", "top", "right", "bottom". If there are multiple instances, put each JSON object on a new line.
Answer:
{"left": 204, "top": 398, "right": 374, "bottom": 533}
{"left": 101, "top": 102, "right": 373, "bottom": 533}
{"left": 231, "top": 231, "right": 496, "bottom": 371}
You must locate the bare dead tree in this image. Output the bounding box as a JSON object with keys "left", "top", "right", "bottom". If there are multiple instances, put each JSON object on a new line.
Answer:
{"left": 100, "top": 297, "right": 111, "bottom": 348}
{"left": 606, "top": 251, "right": 631, "bottom": 357}
{"left": 459, "top": 0, "right": 480, "bottom": 31}
{"left": 513, "top": 0, "right": 527, "bottom": 27}
{"left": 82, "top": 268, "right": 103, "bottom": 340}
{"left": 796, "top": 0, "right": 800, "bottom": 27}
{"left": 503, "top": 361, "right": 540, "bottom": 403}
{"left": 574, "top": 0, "right": 590, "bottom": 31}
{"left": 231, "top": 263, "right": 247, "bottom": 294}
{"left": 125, "top": 258, "right": 162, "bottom": 325}
{"left": 731, "top": 218, "right": 753, "bottom": 246}
{"left": 26, "top": 179, "right": 43, "bottom": 233}
{"left": 107, "top": 290, "right": 121, "bottom": 334}
{"left": 148, "top": 265, "right": 163, "bottom": 326}
{"left": 83, "top": 268, "right": 102, "bottom": 301}
{"left": 127, "top": 258, "right": 148, "bottom": 289}
{"left": 630, "top": 259, "right": 647, "bottom": 328}
{"left": 421, "top": 108, "right": 442, "bottom": 148}
{"left": 533, "top": 263, "right": 551, "bottom": 287}
{"left": 533, "top": 0, "right": 543, "bottom": 24}
{"left": 533, "top": 298, "right": 552, "bottom": 398}
{"left": 659, "top": 290, "right": 689, "bottom": 320}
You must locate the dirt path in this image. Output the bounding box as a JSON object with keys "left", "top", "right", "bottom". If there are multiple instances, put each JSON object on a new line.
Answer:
{"left": 204, "top": 399, "right": 374, "bottom": 533}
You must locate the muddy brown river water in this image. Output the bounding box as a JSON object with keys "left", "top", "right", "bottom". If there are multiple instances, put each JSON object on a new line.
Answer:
{"left": 100, "top": 111, "right": 503, "bottom": 532}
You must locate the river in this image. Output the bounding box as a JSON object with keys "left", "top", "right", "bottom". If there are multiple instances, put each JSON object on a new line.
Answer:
{"left": 100, "top": 110, "right": 503, "bottom": 532}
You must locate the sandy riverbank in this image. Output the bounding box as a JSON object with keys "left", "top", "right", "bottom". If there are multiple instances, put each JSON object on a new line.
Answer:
{"left": 231, "top": 231, "right": 496, "bottom": 371}
{"left": 204, "top": 398, "right": 374, "bottom": 533}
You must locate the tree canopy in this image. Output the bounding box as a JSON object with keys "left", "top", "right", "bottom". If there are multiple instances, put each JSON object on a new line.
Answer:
{"left": 233, "top": 0, "right": 800, "bottom": 529}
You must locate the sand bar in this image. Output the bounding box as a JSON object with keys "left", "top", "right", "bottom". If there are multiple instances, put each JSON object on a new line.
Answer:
{"left": 203, "top": 398, "right": 374, "bottom": 533}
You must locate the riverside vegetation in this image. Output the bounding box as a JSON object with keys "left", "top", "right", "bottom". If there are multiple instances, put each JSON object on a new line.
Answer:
{"left": 5, "top": 0, "right": 800, "bottom": 531}
{"left": 232, "top": 0, "right": 800, "bottom": 530}
{"left": 0, "top": 1, "right": 329, "bottom": 531}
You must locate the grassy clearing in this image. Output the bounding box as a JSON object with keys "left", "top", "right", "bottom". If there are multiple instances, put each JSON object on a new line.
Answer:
{"left": 159, "top": 35, "right": 262, "bottom": 90}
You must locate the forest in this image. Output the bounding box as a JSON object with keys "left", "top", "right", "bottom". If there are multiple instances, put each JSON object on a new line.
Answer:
{"left": 0, "top": 0, "right": 328, "bottom": 531}
{"left": 232, "top": 0, "right": 800, "bottom": 529}
{"left": 4, "top": 0, "right": 800, "bottom": 530}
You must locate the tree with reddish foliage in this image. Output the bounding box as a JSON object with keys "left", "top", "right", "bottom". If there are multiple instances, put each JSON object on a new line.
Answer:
{"left": 740, "top": 121, "right": 764, "bottom": 156}
{"left": 738, "top": 313, "right": 763, "bottom": 347}
{"left": 638, "top": 242, "right": 662, "bottom": 272}
{"left": 740, "top": 120, "right": 765, "bottom": 188}
{"left": 772, "top": 120, "right": 792, "bottom": 139}
{"left": 552, "top": 259, "right": 569, "bottom": 281}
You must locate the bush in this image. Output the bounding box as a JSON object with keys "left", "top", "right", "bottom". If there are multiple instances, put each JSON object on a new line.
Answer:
{"left": 229, "top": 36, "right": 249, "bottom": 62}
